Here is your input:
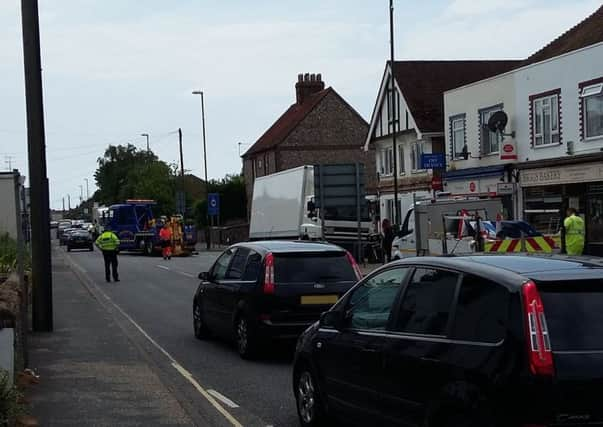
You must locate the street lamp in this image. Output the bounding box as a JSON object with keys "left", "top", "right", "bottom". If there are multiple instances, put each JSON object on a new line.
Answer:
{"left": 79, "top": 184, "right": 83, "bottom": 205}
{"left": 192, "top": 90, "right": 210, "bottom": 250}
{"left": 141, "top": 133, "right": 150, "bottom": 152}
{"left": 84, "top": 178, "right": 89, "bottom": 200}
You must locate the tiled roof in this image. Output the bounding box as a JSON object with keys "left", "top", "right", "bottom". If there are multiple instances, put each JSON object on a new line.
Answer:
{"left": 243, "top": 88, "right": 332, "bottom": 156}
{"left": 391, "top": 60, "right": 521, "bottom": 133}
{"left": 522, "top": 5, "right": 603, "bottom": 67}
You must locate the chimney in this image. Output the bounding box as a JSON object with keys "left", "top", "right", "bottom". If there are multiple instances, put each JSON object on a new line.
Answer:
{"left": 295, "top": 73, "right": 325, "bottom": 104}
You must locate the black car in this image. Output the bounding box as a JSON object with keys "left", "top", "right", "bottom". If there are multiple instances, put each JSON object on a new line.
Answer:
{"left": 293, "top": 255, "right": 603, "bottom": 427}
{"left": 193, "top": 241, "right": 362, "bottom": 359}
{"left": 67, "top": 230, "right": 94, "bottom": 251}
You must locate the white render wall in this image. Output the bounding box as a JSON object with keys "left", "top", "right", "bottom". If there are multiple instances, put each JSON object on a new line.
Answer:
{"left": 514, "top": 42, "right": 603, "bottom": 162}
{"left": 444, "top": 72, "right": 516, "bottom": 170}
{"left": 375, "top": 132, "right": 433, "bottom": 178}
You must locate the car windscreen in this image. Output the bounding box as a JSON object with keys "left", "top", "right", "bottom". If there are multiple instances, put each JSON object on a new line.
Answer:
{"left": 538, "top": 279, "right": 603, "bottom": 351}
{"left": 274, "top": 252, "right": 356, "bottom": 283}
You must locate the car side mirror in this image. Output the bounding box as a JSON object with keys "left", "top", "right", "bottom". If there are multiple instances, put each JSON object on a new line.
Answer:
{"left": 319, "top": 310, "right": 344, "bottom": 330}
{"left": 198, "top": 271, "right": 209, "bottom": 281}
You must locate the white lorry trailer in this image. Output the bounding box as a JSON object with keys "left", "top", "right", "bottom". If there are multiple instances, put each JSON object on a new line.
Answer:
{"left": 249, "top": 165, "right": 373, "bottom": 244}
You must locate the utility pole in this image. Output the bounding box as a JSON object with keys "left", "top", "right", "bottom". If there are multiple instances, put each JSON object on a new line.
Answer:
{"left": 62, "top": 197, "right": 65, "bottom": 213}
{"left": 21, "top": 0, "right": 53, "bottom": 331}
{"left": 178, "top": 128, "right": 185, "bottom": 215}
{"left": 84, "top": 178, "right": 89, "bottom": 200}
{"left": 390, "top": 0, "right": 399, "bottom": 227}
{"left": 141, "top": 133, "right": 150, "bottom": 152}
{"left": 79, "top": 185, "right": 83, "bottom": 204}
{"left": 192, "top": 90, "right": 210, "bottom": 249}
{"left": 68, "top": 194, "right": 71, "bottom": 211}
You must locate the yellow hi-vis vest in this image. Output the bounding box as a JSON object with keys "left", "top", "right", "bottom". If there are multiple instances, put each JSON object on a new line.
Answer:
{"left": 95, "top": 231, "right": 120, "bottom": 251}
{"left": 564, "top": 214, "right": 585, "bottom": 256}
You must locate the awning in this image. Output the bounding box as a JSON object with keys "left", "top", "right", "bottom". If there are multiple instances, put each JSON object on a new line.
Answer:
{"left": 444, "top": 165, "right": 505, "bottom": 181}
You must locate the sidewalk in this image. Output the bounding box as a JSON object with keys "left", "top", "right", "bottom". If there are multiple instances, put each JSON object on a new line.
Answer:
{"left": 27, "top": 252, "right": 194, "bottom": 426}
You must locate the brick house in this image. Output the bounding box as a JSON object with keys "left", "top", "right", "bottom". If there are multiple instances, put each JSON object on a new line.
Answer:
{"left": 242, "top": 74, "right": 374, "bottom": 210}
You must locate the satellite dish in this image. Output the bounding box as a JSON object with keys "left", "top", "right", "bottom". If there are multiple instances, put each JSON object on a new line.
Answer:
{"left": 487, "top": 111, "right": 508, "bottom": 133}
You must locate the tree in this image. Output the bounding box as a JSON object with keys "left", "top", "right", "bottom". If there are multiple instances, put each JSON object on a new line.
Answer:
{"left": 94, "top": 144, "right": 177, "bottom": 214}
{"left": 193, "top": 174, "right": 247, "bottom": 227}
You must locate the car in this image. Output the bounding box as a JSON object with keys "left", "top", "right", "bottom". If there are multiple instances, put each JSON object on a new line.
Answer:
{"left": 59, "top": 228, "right": 78, "bottom": 246}
{"left": 495, "top": 220, "right": 542, "bottom": 239}
{"left": 50, "top": 220, "right": 58, "bottom": 229}
{"left": 56, "top": 221, "right": 72, "bottom": 240}
{"left": 193, "top": 241, "right": 362, "bottom": 359}
{"left": 292, "top": 255, "right": 603, "bottom": 427}
{"left": 66, "top": 229, "right": 94, "bottom": 252}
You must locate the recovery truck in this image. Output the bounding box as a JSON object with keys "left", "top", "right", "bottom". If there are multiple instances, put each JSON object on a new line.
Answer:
{"left": 100, "top": 199, "right": 197, "bottom": 256}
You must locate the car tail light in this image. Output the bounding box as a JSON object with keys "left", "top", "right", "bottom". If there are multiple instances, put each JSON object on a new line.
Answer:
{"left": 345, "top": 251, "right": 362, "bottom": 281}
{"left": 263, "top": 252, "right": 275, "bottom": 294}
{"left": 521, "top": 280, "right": 554, "bottom": 377}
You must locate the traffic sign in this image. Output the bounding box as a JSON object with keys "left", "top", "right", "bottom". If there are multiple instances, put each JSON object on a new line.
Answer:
{"left": 431, "top": 176, "right": 443, "bottom": 191}
{"left": 420, "top": 153, "right": 445, "bottom": 169}
{"left": 208, "top": 193, "right": 220, "bottom": 216}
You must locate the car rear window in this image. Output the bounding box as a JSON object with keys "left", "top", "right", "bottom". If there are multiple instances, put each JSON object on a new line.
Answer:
{"left": 274, "top": 253, "right": 356, "bottom": 283}
{"left": 538, "top": 280, "right": 603, "bottom": 351}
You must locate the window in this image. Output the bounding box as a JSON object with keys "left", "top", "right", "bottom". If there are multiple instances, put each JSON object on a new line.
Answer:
{"left": 480, "top": 106, "right": 502, "bottom": 155}
{"left": 347, "top": 268, "right": 409, "bottom": 330}
{"left": 450, "top": 274, "right": 509, "bottom": 343}
{"left": 411, "top": 141, "right": 424, "bottom": 171}
{"left": 379, "top": 147, "right": 394, "bottom": 176}
{"left": 274, "top": 253, "right": 356, "bottom": 283}
{"left": 242, "top": 251, "right": 262, "bottom": 281}
{"left": 394, "top": 268, "right": 459, "bottom": 335}
{"left": 398, "top": 144, "right": 405, "bottom": 175}
{"left": 532, "top": 93, "right": 560, "bottom": 146}
{"left": 212, "top": 250, "right": 234, "bottom": 281}
{"left": 581, "top": 82, "right": 603, "bottom": 139}
{"left": 226, "top": 248, "right": 250, "bottom": 279}
{"left": 450, "top": 115, "right": 466, "bottom": 159}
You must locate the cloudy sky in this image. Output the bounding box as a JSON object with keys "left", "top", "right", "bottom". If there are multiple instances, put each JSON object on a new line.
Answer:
{"left": 0, "top": 0, "right": 600, "bottom": 210}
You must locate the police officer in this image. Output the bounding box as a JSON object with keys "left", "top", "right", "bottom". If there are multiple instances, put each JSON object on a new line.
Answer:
{"left": 564, "top": 207, "right": 585, "bottom": 256}
{"left": 95, "top": 229, "right": 121, "bottom": 282}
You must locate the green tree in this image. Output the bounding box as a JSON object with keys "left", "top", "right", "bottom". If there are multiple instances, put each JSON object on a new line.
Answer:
{"left": 193, "top": 174, "right": 247, "bottom": 227}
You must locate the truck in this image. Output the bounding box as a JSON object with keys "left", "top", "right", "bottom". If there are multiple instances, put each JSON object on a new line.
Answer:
{"left": 392, "top": 197, "right": 504, "bottom": 259}
{"left": 100, "top": 200, "right": 197, "bottom": 255}
{"left": 249, "top": 166, "right": 375, "bottom": 247}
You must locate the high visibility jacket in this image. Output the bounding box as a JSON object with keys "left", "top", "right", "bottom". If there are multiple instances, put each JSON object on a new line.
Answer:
{"left": 159, "top": 227, "right": 172, "bottom": 241}
{"left": 564, "top": 214, "right": 585, "bottom": 256}
{"left": 95, "top": 231, "right": 120, "bottom": 251}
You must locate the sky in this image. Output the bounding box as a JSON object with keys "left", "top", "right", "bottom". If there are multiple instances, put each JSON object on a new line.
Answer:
{"left": 0, "top": 0, "right": 600, "bottom": 210}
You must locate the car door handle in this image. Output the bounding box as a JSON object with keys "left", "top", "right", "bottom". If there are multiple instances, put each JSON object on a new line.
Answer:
{"left": 361, "top": 346, "right": 380, "bottom": 353}
{"left": 420, "top": 356, "right": 440, "bottom": 363}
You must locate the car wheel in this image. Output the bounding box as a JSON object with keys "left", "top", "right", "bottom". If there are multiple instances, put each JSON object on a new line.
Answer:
{"left": 235, "top": 315, "right": 257, "bottom": 359}
{"left": 295, "top": 367, "right": 327, "bottom": 427}
{"left": 193, "top": 302, "right": 210, "bottom": 339}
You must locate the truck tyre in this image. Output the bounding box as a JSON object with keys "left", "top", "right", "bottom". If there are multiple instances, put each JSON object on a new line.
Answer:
{"left": 144, "top": 240, "right": 154, "bottom": 256}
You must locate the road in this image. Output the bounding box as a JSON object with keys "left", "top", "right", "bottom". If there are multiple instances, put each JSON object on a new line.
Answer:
{"left": 61, "top": 244, "right": 299, "bottom": 427}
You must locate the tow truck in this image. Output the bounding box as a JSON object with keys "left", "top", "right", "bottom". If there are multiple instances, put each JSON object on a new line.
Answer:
{"left": 100, "top": 199, "right": 197, "bottom": 255}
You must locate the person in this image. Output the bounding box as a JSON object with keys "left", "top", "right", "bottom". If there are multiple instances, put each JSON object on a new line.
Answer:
{"left": 95, "top": 229, "right": 120, "bottom": 282}
{"left": 564, "top": 207, "right": 585, "bottom": 256}
{"left": 159, "top": 223, "right": 173, "bottom": 260}
{"left": 382, "top": 218, "right": 394, "bottom": 263}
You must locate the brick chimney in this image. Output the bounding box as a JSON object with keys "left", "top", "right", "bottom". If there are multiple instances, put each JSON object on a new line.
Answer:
{"left": 295, "top": 73, "right": 325, "bottom": 104}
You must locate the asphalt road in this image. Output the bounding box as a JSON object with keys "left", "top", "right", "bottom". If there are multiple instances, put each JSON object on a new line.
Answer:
{"left": 62, "top": 245, "right": 299, "bottom": 427}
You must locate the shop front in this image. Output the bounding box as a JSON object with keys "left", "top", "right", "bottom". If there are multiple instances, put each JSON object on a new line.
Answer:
{"left": 520, "top": 160, "right": 603, "bottom": 256}
{"left": 443, "top": 165, "right": 514, "bottom": 218}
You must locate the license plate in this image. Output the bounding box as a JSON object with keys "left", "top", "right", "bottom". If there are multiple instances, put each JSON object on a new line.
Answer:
{"left": 301, "top": 295, "right": 338, "bottom": 305}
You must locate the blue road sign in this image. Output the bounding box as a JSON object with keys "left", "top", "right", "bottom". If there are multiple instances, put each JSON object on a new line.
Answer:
{"left": 420, "top": 153, "right": 445, "bottom": 169}
{"left": 208, "top": 193, "right": 220, "bottom": 216}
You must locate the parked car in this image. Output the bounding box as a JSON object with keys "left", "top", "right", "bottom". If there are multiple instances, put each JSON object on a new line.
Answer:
{"left": 293, "top": 255, "right": 603, "bottom": 427}
{"left": 67, "top": 230, "right": 94, "bottom": 252}
{"left": 50, "top": 220, "right": 58, "bottom": 229}
{"left": 193, "top": 241, "right": 362, "bottom": 359}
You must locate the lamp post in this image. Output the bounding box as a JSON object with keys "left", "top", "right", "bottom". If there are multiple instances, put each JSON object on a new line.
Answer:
{"left": 389, "top": 0, "right": 399, "bottom": 227}
{"left": 84, "top": 178, "right": 89, "bottom": 200}
{"left": 192, "top": 90, "right": 210, "bottom": 249}
{"left": 141, "top": 133, "right": 150, "bottom": 152}
{"left": 79, "top": 184, "right": 83, "bottom": 205}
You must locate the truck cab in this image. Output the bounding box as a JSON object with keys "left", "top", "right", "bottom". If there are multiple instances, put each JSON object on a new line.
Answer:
{"left": 101, "top": 200, "right": 158, "bottom": 254}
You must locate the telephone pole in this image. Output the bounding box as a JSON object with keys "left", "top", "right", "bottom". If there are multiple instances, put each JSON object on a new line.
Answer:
{"left": 21, "top": 0, "right": 53, "bottom": 331}
{"left": 62, "top": 197, "right": 65, "bottom": 213}
{"left": 79, "top": 185, "right": 83, "bottom": 204}
{"left": 178, "top": 128, "right": 185, "bottom": 215}
{"left": 68, "top": 194, "right": 71, "bottom": 210}
{"left": 84, "top": 178, "right": 89, "bottom": 200}
{"left": 192, "top": 90, "right": 211, "bottom": 249}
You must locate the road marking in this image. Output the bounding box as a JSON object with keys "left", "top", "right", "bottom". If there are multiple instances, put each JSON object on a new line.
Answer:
{"left": 178, "top": 271, "right": 195, "bottom": 278}
{"left": 207, "top": 389, "right": 240, "bottom": 408}
{"left": 156, "top": 265, "right": 170, "bottom": 271}
{"left": 89, "top": 282, "right": 244, "bottom": 427}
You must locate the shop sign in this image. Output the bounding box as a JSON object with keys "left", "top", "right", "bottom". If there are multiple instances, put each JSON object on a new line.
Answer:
{"left": 500, "top": 139, "right": 517, "bottom": 161}
{"left": 497, "top": 182, "right": 515, "bottom": 195}
{"left": 431, "top": 176, "right": 443, "bottom": 191}
{"left": 445, "top": 176, "right": 500, "bottom": 196}
{"left": 521, "top": 162, "right": 603, "bottom": 187}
